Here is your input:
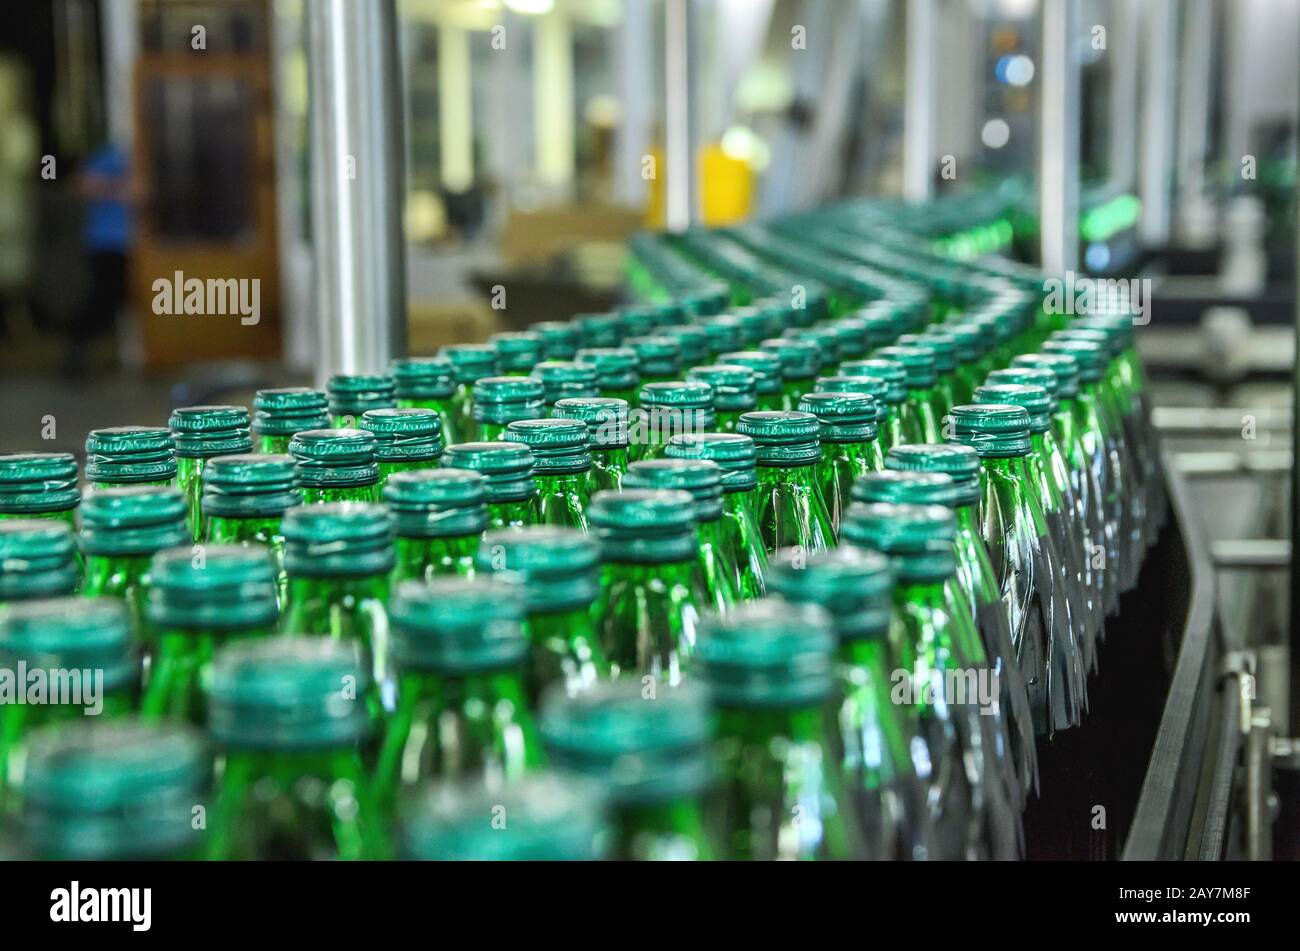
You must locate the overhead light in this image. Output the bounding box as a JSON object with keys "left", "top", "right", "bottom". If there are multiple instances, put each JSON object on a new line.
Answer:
{"left": 504, "top": 0, "right": 555, "bottom": 14}
{"left": 981, "top": 118, "right": 1011, "bottom": 149}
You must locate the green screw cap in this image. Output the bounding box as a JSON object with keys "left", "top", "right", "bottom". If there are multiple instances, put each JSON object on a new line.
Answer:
{"left": 0, "top": 596, "right": 137, "bottom": 691}
{"left": 885, "top": 443, "right": 981, "bottom": 506}
{"left": 695, "top": 599, "right": 835, "bottom": 708}
{"left": 917, "top": 329, "right": 959, "bottom": 372}
{"left": 987, "top": 366, "right": 1059, "bottom": 402}
{"left": 383, "top": 468, "right": 488, "bottom": 538}
{"left": 718, "top": 350, "right": 782, "bottom": 395}
{"left": 0, "top": 452, "right": 81, "bottom": 513}
{"left": 326, "top": 374, "right": 396, "bottom": 419}
{"left": 21, "top": 719, "right": 206, "bottom": 859}
{"left": 658, "top": 324, "right": 710, "bottom": 365}
{"left": 831, "top": 317, "right": 871, "bottom": 360}
{"left": 664, "top": 433, "right": 757, "bottom": 493}
{"left": 767, "top": 545, "right": 893, "bottom": 641}
{"left": 441, "top": 441, "right": 537, "bottom": 503}
{"left": 533, "top": 361, "right": 600, "bottom": 405}
{"left": 0, "top": 520, "right": 79, "bottom": 602}
{"left": 814, "top": 374, "right": 891, "bottom": 409}
{"left": 624, "top": 458, "right": 724, "bottom": 523}
{"left": 587, "top": 488, "right": 697, "bottom": 564}
{"left": 539, "top": 679, "right": 713, "bottom": 805}
{"left": 475, "top": 527, "right": 599, "bottom": 615}
{"left": 947, "top": 403, "right": 1032, "bottom": 457}
{"left": 1043, "top": 336, "right": 1105, "bottom": 381}
{"left": 201, "top": 453, "right": 300, "bottom": 519}
{"left": 505, "top": 419, "right": 592, "bottom": 474}
{"left": 1012, "top": 353, "right": 1079, "bottom": 399}
{"left": 875, "top": 345, "right": 937, "bottom": 389}
{"left": 852, "top": 469, "right": 964, "bottom": 508}
{"left": 490, "top": 331, "right": 545, "bottom": 373}
{"left": 841, "top": 501, "right": 957, "bottom": 582}
{"left": 532, "top": 321, "right": 582, "bottom": 360}
{"left": 687, "top": 364, "right": 757, "bottom": 412}
{"left": 360, "top": 408, "right": 445, "bottom": 462}
{"left": 551, "top": 397, "right": 629, "bottom": 448}
{"left": 85, "top": 427, "right": 177, "bottom": 486}
{"left": 761, "top": 337, "right": 822, "bottom": 379}
{"left": 168, "top": 405, "right": 253, "bottom": 458}
{"left": 697, "top": 314, "right": 743, "bottom": 355}
{"left": 147, "top": 544, "right": 279, "bottom": 631}
{"left": 575, "top": 347, "right": 640, "bottom": 391}
{"left": 576, "top": 313, "right": 623, "bottom": 348}
{"left": 839, "top": 359, "right": 907, "bottom": 404}
{"left": 390, "top": 357, "right": 456, "bottom": 400}
{"left": 288, "top": 428, "right": 380, "bottom": 489}
{"left": 80, "top": 486, "right": 188, "bottom": 556}
{"left": 798, "top": 391, "right": 879, "bottom": 443}
{"left": 945, "top": 320, "right": 990, "bottom": 362}
{"left": 208, "top": 637, "right": 371, "bottom": 750}
{"left": 471, "top": 376, "right": 546, "bottom": 427}
{"left": 973, "top": 383, "right": 1052, "bottom": 434}
{"left": 281, "top": 501, "right": 395, "bottom": 576}
{"left": 736, "top": 410, "right": 821, "bottom": 466}
{"left": 731, "top": 306, "right": 779, "bottom": 346}
{"left": 401, "top": 774, "right": 605, "bottom": 860}
{"left": 389, "top": 575, "right": 529, "bottom": 673}
{"left": 441, "top": 344, "right": 498, "bottom": 385}
{"left": 624, "top": 335, "right": 682, "bottom": 377}
{"left": 252, "top": 388, "right": 330, "bottom": 438}
{"left": 793, "top": 324, "right": 844, "bottom": 368}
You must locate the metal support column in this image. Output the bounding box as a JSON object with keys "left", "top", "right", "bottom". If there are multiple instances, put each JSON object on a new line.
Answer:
{"left": 306, "top": 0, "right": 407, "bottom": 381}
{"left": 1039, "top": 0, "right": 1080, "bottom": 274}
{"left": 664, "top": 0, "right": 693, "bottom": 231}
{"left": 1139, "top": 0, "right": 1176, "bottom": 246}
{"left": 902, "top": 0, "right": 934, "bottom": 203}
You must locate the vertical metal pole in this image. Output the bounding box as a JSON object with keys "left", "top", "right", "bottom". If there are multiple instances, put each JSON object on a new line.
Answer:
{"left": 1039, "top": 0, "right": 1080, "bottom": 275}
{"left": 1108, "top": 0, "right": 1141, "bottom": 192}
{"left": 664, "top": 0, "right": 692, "bottom": 231}
{"left": 1139, "top": 0, "right": 1175, "bottom": 246}
{"left": 1291, "top": 90, "right": 1300, "bottom": 734}
{"left": 307, "top": 0, "right": 407, "bottom": 381}
{"left": 902, "top": 0, "right": 934, "bottom": 203}
{"left": 614, "top": 0, "right": 654, "bottom": 208}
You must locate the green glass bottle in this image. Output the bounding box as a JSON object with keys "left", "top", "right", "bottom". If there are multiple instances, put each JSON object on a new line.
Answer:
{"left": 839, "top": 358, "right": 908, "bottom": 453}
{"left": 280, "top": 502, "right": 395, "bottom": 703}
{"left": 0, "top": 520, "right": 78, "bottom": 607}
{"left": 792, "top": 324, "right": 843, "bottom": 378}
{"left": 588, "top": 489, "right": 709, "bottom": 685}
{"left": 205, "top": 637, "right": 386, "bottom": 860}
{"left": 830, "top": 316, "right": 871, "bottom": 365}
{"left": 0, "top": 453, "right": 81, "bottom": 541}
{"left": 0, "top": 598, "right": 139, "bottom": 813}
{"left": 574, "top": 346, "right": 641, "bottom": 406}
{"left": 441, "top": 343, "right": 498, "bottom": 443}
{"left": 658, "top": 323, "right": 710, "bottom": 369}
{"left": 540, "top": 680, "right": 715, "bottom": 860}
{"left": 20, "top": 719, "right": 205, "bottom": 859}
{"left": 767, "top": 546, "right": 926, "bottom": 860}
{"left": 841, "top": 500, "right": 1022, "bottom": 859}
{"left": 80, "top": 486, "right": 189, "bottom": 652}
{"left": 874, "top": 345, "right": 942, "bottom": 444}
{"left": 169, "top": 405, "right": 253, "bottom": 542}
{"left": 697, "top": 314, "right": 743, "bottom": 360}
{"left": 696, "top": 599, "right": 861, "bottom": 860}
{"left": 289, "top": 427, "right": 380, "bottom": 504}
{"left": 760, "top": 337, "right": 822, "bottom": 411}
{"left": 251, "top": 387, "right": 330, "bottom": 454}
{"left": 505, "top": 419, "right": 593, "bottom": 530}
{"left": 533, "top": 320, "right": 582, "bottom": 360}
{"left": 472, "top": 375, "right": 546, "bottom": 442}
{"left": 390, "top": 356, "right": 460, "bottom": 444}
{"left": 979, "top": 376, "right": 1099, "bottom": 661}
{"left": 490, "top": 330, "right": 544, "bottom": 376}
{"left": 577, "top": 312, "right": 623, "bottom": 348}
{"left": 84, "top": 427, "right": 178, "bottom": 489}
{"left": 916, "top": 327, "right": 961, "bottom": 418}
{"left": 141, "top": 545, "right": 279, "bottom": 726}
{"left": 736, "top": 410, "right": 835, "bottom": 554}
{"left": 552, "top": 396, "right": 631, "bottom": 492}
{"left": 799, "top": 390, "right": 884, "bottom": 536}
{"left": 688, "top": 363, "right": 757, "bottom": 433}
{"left": 717, "top": 350, "right": 784, "bottom": 412}
{"left": 634, "top": 381, "right": 716, "bottom": 461}
{"left": 474, "top": 527, "right": 607, "bottom": 701}
{"left": 441, "top": 441, "right": 540, "bottom": 530}
{"left": 378, "top": 576, "right": 543, "bottom": 803}
{"left": 401, "top": 773, "right": 605, "bottom": 860}
{"left": 359, "top": 407, "right": 444, "bottom": 488}
{"left": 326, "top": 373, "right": 396, "bottom": 428}
{"left": 944, "top": 321, "right": 989, "bottom": 408}
{"left": 384, "top": 468, "right": 487, "bottom": 582}
{"left": 1012, "top": 351, "right": 1111, "bottom": 627}
{"left": 533, "top": 360, "right": 600, "bottom": 409}
{"left": 732, "top": 305, "right": 779, "bottom": 347}
{"left": 948, "top": 403, "right": 1084, "bottom": 734}
{"left": 624, "top": 459, "right": 741, "bottom": 613}
{"left": 624, "top": 334, "right": 683, "bottom": 389}
{"left": 202, "top": 453, "right": 298, "bottom": 605}
{"left": 884, "top": 442, "right": 1039, "bottom": 798}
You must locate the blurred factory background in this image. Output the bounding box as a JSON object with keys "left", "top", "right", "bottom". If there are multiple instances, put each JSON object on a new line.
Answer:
{"left": 0, "top": 0, "right": 1299, "bottom": 855}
